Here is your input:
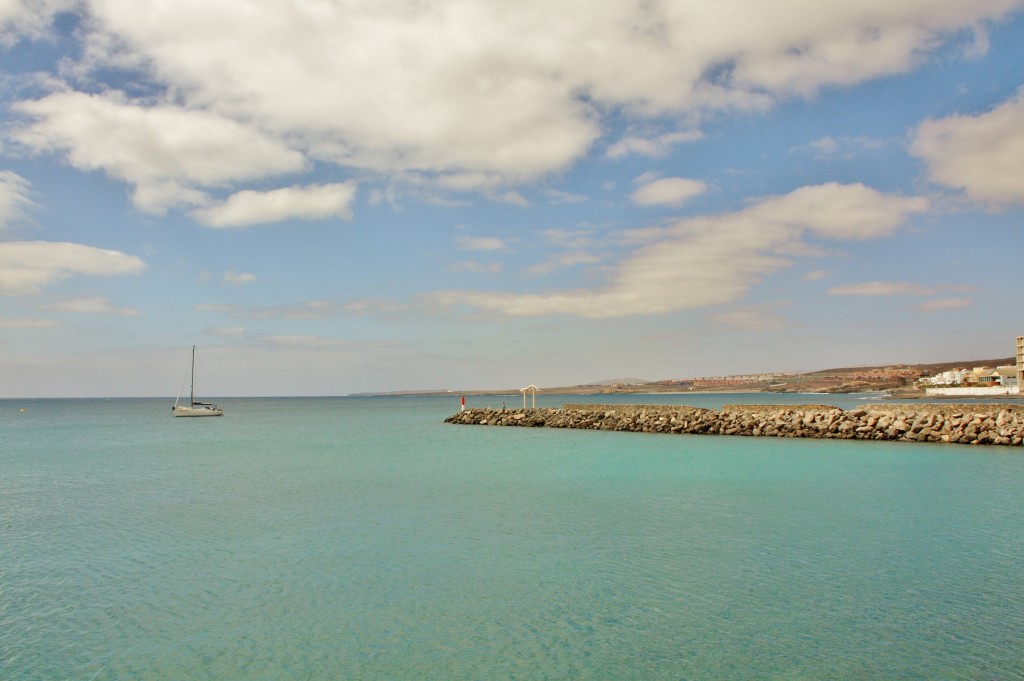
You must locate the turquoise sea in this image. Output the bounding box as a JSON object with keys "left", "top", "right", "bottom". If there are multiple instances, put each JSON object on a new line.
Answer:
{"left": 2, "top": 393, "right": 1023, "bottom": 680}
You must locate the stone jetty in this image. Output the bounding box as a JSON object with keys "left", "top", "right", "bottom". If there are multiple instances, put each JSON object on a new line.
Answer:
{"left": 446, "top": 403, "right": 1024, "bottom": 446}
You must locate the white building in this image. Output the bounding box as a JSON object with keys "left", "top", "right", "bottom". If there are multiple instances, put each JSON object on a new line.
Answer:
{"left": 924, "top": 337, "right": 1023, "bottom": 396}
{"left": 1018, "top": 336, "right": 1023, "bottom": 389}
{"left": 995, "top": 366, "right": 1018, "bottom": 389}
{"left": 926, "top": 369, "right": 968, "bottom": 386}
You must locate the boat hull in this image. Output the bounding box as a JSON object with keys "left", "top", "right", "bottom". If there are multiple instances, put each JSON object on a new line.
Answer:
{"left": 173, "top": 405, "right": 224, "bottom": 417}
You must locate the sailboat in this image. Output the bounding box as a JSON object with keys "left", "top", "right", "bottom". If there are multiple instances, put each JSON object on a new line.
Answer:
{"left": 172, "top": 345, "right": 224, "bottom": 417}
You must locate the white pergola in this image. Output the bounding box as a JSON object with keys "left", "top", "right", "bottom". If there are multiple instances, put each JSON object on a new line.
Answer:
{"left": 520, "top": 384, "right": 540, "bottom": 409}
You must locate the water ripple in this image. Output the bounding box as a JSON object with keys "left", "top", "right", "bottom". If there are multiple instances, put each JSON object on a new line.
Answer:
{"left": 2, "top": 397, "right": 1023, "bottom": 679}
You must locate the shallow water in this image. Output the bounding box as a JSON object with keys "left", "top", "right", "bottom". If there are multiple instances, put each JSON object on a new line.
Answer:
{"left": 2, "top": 395, "right": 1022, "bottom": 679}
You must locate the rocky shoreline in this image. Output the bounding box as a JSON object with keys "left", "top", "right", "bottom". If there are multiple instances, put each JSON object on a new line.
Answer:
{"left": 446, "top": 403, "right": 1024, "bottom": 446}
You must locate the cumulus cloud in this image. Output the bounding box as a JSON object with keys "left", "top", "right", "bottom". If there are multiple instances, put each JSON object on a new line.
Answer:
{"left": 6, "top": 0, "right": 1018, "bottom": 203}
{"left": 0, "top": 0, "right": 76, "bottom": 45}
{"left": 911, "top": 89, "right": 1024, "bottom": 206}
{"left": 0, "top": 241, "right": 145, "bottom": 295}
{"left": 0, "top": 171, "right": 34, "bottom": 230}
{"left": 69, "top": 0, "right": 600, "bottom": 181}
{"left": 631, "top": 177, "right": 707, "bottom": 207}
{"left": 607, "top": 130, "right": 703, "bottom": 159}
{"left": 432, "top": 183, "right": 928, "bottom": 318}
{"left": 12, "top": 91, "right": 306, "bottom": 213}
{"left": 192, "top": 183, "right": 355, "bottom": 228}
{"left": 746, "top": 183, "right": 928, "bottom": 240}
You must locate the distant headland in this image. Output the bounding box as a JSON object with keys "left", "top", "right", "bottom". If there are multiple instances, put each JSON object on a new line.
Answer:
{"left": 354, "top": 355, "right": 1019, "bottom": 398}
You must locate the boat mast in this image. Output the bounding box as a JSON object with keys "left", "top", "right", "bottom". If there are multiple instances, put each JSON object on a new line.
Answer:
{"left": 190, "top": 345, "right": 196, "bottom": 406}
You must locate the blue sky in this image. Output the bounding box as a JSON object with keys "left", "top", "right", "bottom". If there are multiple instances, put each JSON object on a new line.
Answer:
{"left": 1, "top": 0, "right": 1023, "bottom": 397}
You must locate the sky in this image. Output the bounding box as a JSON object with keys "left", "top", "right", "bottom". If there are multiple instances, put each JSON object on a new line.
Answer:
{"left": 1, "top": 0, "right": 1023, "bottom": 397}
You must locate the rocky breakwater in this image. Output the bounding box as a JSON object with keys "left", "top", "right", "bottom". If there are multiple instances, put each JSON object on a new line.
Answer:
{"left": 445, "top": 403, "right": 1024, "bottom": 446}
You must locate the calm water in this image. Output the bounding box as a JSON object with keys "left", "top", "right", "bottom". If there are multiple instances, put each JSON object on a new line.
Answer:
{"left": 2, "top": 394, "right": 1023, "bottom": 680}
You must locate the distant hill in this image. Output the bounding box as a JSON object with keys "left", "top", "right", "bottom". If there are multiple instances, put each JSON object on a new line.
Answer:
{"left": 529, "top": 356, "right": 1020, "bottom": 396}
{"left": 350, "top": 357, "right": 1019, "bottom": 397}
{"left": 816, "top": 358, "right": 1015, "bottom": 374}
{"left": 592, "top": 377, "right": 653, "bottom": 386}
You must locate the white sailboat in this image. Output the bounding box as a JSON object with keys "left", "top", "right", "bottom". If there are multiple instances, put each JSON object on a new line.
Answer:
{"left": 173, "top": 345, "right": 224, "bottom": 417}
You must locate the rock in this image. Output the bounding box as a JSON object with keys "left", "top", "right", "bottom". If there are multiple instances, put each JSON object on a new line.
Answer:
{"left": 446, "top": 403, "right": 1024, "bottom": 447}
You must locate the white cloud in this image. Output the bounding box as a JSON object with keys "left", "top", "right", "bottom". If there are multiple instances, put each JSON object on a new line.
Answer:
{"left": 7, "top": 0, "right": 1015, "bottom": 202}
{"left": 0, "top": 0, "right": 76, "bottom": 45}
{"left": 540, "top": 228, "right": 595, "bottom": 249}
{"left": 809, "top": 137, "right": 841, "bottom": 156}
{"left": 543, "top": 189, "right": 586, "bottom": 204}
{"left": 911, "top": 89, "right": 1024, "bottom": 206}
{"left": 526, "top": 252, "right": 602, "bottom": 276}
{"left": 42, "top": 296, "right": 140, "bottom": 315}
{"left": 632, "top": 171, "right": 661, "bottom": 186}
{"left": 0, "top": 170, "right": 34, "bottom": 230}
{"left": 725, "top": 3, "right": 1017, "bottom": 96}
{"left": 192, "top": 183, "right": 355, "bottom": 228}
{"left": 802, "top": 270, "right": 828, "bottom": 281}
{"left": 222, "top": 270, "right": 256, "bottom": 285}
{"left": 607, "top": 130, "right": 703, "bottom": 159}
{"left": 0, "top": 241, "right": 145, "bottom": 295}
{"left": 747, "top": 182, "right": 929, "bottom": 240}
{"left": 340, "top": 298, "right": 410, "bottom": 316}
{"left": 495, "top": 191, "right": 530, "bottom": 208}
{"left": 916, "top": 297, "right": 973, "bottom": 311}
{"left": 631, "top": 177, "right": 707, "bottom": 207}
{"left": 828, "top": 281, "right": 935, "bottom": 296}
{"left": 12, "top": 91, "right": 306, "bottom": 213}
{"left": 456, "top": 235, "right": 508, "bottom": 252}
{"left": 802, "top": 135, "right": 885, "bottom": 159}
{"left": 524, "top": 229, "right": 603, "bottom": 275}
{"left": 78, "top": 0, "right": 601, "bottom": 180}
{"left": 431, "top": 172, "right": 515, "bottom": 192}
{"left": 0, "top": 316, "right": 59, "bottom": 328}
{"left": 432, "top": 183, "right": 928, "bottom": 318}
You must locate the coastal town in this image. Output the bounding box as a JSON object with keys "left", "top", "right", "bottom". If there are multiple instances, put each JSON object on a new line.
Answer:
{"left": 595, "top": 354, "right": 1021, "bottom": 398}
{"left": 362, "top": 337, "right": 1024, "bottom": 400}
{"left": 448, "top": 336, "right": 1024, "bottom": 448}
